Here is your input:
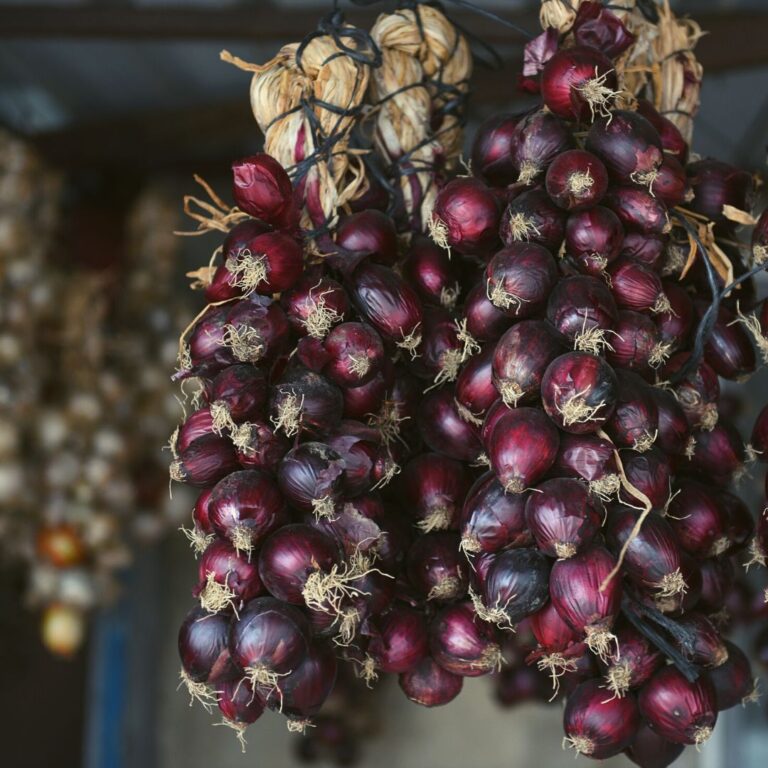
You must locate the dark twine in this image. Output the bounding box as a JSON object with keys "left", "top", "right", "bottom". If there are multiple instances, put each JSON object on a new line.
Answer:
{"left": 668, "top": 210, "right": 767, "bottom": 383}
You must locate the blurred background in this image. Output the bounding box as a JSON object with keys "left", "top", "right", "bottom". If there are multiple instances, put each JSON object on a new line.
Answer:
{"left": 1, "top": 1, "right": 768, "bottom": 767}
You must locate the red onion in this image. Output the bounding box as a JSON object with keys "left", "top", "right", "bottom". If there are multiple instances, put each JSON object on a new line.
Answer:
{"left": 170, "top": 434, "right": 240, "bottom": 489}
{"left": 605, "top": 186, "right": 670, "bottom": 236}
{"left": 565, "top": 205, "right": 624, "bottom": 276}
{"left": 609, "top": 311, "right": 668, "bottom": 375}
{"left": 455, "top": 346, "right": 497, "bottom": 418}
{"left": 209, "top": 470, "right": 287, "bottom": 552}
{"left": 399, "top": 655, "right": 462, "bottom": 707}
{"left": 175, "top": 407, "right": 219, "bottom": 453}
{"left": 719, "top": 490, "right": 754, "bottom": 555}
{"left": 233, "top": 420, "right": 289, "bottom": 473}
{"left": 651, "top": 386, "right": 691, "bottom": 456}
{"left": 752, "top": 207, "right": 768, "bottom": 264}
{"left": 751, "top": 403, "right": 768, "bottom": 458}
{"left": 495, "top": 663, "right": 549, "bottom": 707}
{"left": 541, "top": 46, "right": 619, "bottom": 123}
{"left": 698, "top": 303, "right": 756, "bottom": 380}
{"left": 281, "top": 272, "right": 348, "bottom": 339}
{"left": 277, "top": 443, "right": 346, "bottom": 519}
{"left": 206, "top": 364, "right": 267, "bottom": 431}
{"left": 335, "top": 209, "right": 398, "bottom": 266}
{"left": 485, "top": 243, "right": 558, "bottom": 318}
{"left": 553, "top": 432, "right": 620, "bottom": 500}
{"left": 321, "top": 322, "right": 385, "bottom": 388}
{"left": 605, "top": 370, "right": 659, "bottom": 451}
{"left": 404, "top": 236, "right": 462, "bottom": 310}
{"left": 400, "top": 453, "right": 470, "bottom": 532}
{"left": 406, "top": 532, "right": 468, "bottom": 602}
{"left": 687, "top": 159, "right": 753, "bottom": 224}
{"left": 529, "top": 600, "right": 579, "bottom": 653}
{"left": 526, "top": 478, "right": 601, "bottom": 559}
{"left": 541, "top": 351, "right": 618, "bottom": 434}
{"left": 602, "top": 622, "right": 663, "bottom": 698}
{"left": 222, "top": 295, "right": 291, "bottom": 366}
{"left": 182, "top": 304, "right": 234, "bottom": 377}
{"left": 546, "top": 274, "right": 619, "bottom": 353}
{"left": 347, "top": 262, "right": 423, "bottom": 356}
{"left": 410, "top": 305, "right": 473, "bottom": 386}
{"left": 429, "top": 602, "right": 502, "bottom": 676}
{"left": 667, "top": 479, "right": 728, "bottom": 557}
{"left": 418, "top": 386, "right": 483, "bottom": 463}
{"left": 586, "top": 110, "right": 663, "bottom": 190}
{"left": 341, "top": 369, "right": 389, "bottom": 421}
{"left": 459, "top": 472, "right": 532, "bottom": 555}
{"left": 688, "top": 421, "right": 746, "bottom": 486}
{"left": 217, "top": 679, "right": 264, "bottom": 745}
{"left": 627, "top": 723, "right": 685, "bottom": 768}
{"left": 487, "top": 407, "right": 560, "bottom": 494}
{"left": 546, "top": 149, "right": 608, "bottom": 211}
{"left": 654, "top": 155, "right": 690, "bottom": 208}
{"left": 191, "top": 489, "right": 215, "bottom": 548}
{"left": 470, "top": 112, "right": 525, "bottom": 186}
{"left": 622, "top": 231, "right": 667, "bottom": 269}
{"left": 571, "top": 3, "right": 635, "bottom": 58}
{"left": 366, "top": 606, "right": 428, "bottom": 674}
{"left": 500, "top": 188, "right": 566, "bottom": 252}
{"left": 512, "top": 109, "right": 575, "bottom": 185}
{"left": 621, "top": 448, "right": 672, "bottom": 510}
{"left": 231, "top": 154, "right": 296, "bottom": 229}
{"left": 636, "top": 99, "right": 688, "bottom": 163}
{"left": 269, "top": 366, "right": 343, "bottom": 438}
{"left": 707, "top": 640, "right": 756, "bottom": 710}
{"left": 492, "top": 320, "right": 563, "bottom": 406}
{"left": 665, "top": 353, "right": 721, "bottom": 431}
{"left": 324, "top": 429, "right": 377, "bottom": 496}
{"left": 550, "top": 545, "right": 622, "bottom": 660}
{"left": 230, "top": 596, "right": 309, "bottom": 694}
{"left": 638, "top": 666, "right": 717, "bottom": 746}
{"left": 195, "top": 539, "right": 263, "bottom": 614}
{"left": 696, "top": 557, "right": 733, "bottom": 614}
{"left": 463, "top": 282, "right": 513, "bottom": 342}
{"left": 674, "top": 613, "right": 729, "bottom": 668}
{"left": 608, "top": 258, "right": 669, "bottom": 315}
{"left": 429, "top": 177, "right": 500, "bottom": 256}
{"left": 563, "top": 679, "right": 640, "bottom": 759}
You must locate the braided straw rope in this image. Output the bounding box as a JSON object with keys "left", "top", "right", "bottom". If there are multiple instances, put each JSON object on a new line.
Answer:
{"left": 369, "top": 5, "right": 471, "bottom": 231}
{"left": 221, "top": 29, "right": 372, "bottom": 238}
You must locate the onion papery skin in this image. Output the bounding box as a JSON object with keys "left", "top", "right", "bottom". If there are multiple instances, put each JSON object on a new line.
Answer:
{"left": 463, "top": 282, "right": 513, "bottom": 342}
{"left": 553, "top": 432, "right": 619, "bottom": 491}
{"left": 430, "top": 177, "right": 501, "bottom": 256}
{"left": 277, "top": 442, "right": 346, "bottom": 518}
{"left": 335, "top": 209, "right": 398, "bottom": 267}
{"left": 541, "top": 47, "right": 618, "bottom": 123}
{"left": 400, "top": 453, "right": 470, "bottom": 533}
{"left": 269, "top": 366, "right": 343, "bottom": 438}
{"left": 367, "top": 606, "right": 429, "bottom": 674}
{"left": 605, "top": 506, "right": 685, "bottom": 599}
{"left": 173, "top": 433, "right": 241, "bottom": 488}
{"left": 418, "top": 386, "right": 483, "bottom": 463}
{"left": 602, "top": 623, "right": 663, "bottom": 696}
{"left": 485, "top": 243, "right": 558, "bottom": 319}
{"left": 545, "top": 149, "right": 608, "bottom": 211}
{"left": 209, "top": 470, "right": 287, "bottom": 550}
{"left": 563, "top": 679, "right": 640, "bottom": 759}
{"left": 185, "top": 305, "right": 232, "bottom": 376}
{"left": 231, "top": 154, "right": 295, "bottom": 228}
{"left": 406, "top": 532, "right": 468, "bottom": 602}
{"left": 565, "top": 206, "right": 624, "bottom": 276}
{"left": 707, "top": 640, "right": 755, "bottom": 710}
{"left": 471, "top": 112, "right": 525, "bottom": 186}
{"left": 621, "top": 231, "right": 666, "bottom": 270}
{"left": 549, "top": 546, "right": 622, "bottom": 655}
{"left": 638, "top": 666, "right": 718, "bottom": 746}
{"left": 480, "top": 548, "right": 550, "bottom": 625}
{"left": 546, "top": 275, "right": 618, "bottom": 350}
{"left": 571, "top": 3, "right": 635, "bottom": 58}
{"left": 636, "top": 99, "right": 688, "bottom": 163}
{"left": 399, "top": 655, "right": 463, "bottom": 707}
{"left": 608, "top": 258, "right": 667, "bottom": 314}
{"left": 673, "top": 613, "right": 729, "bottom": 668}
{"left": 605, "top": 186, "right": 669, "bottom": 236}
{"left": 193, "top": 489, "right": 215, "bottom": 535}
{"left": 500, "top": 189, "right": 566, "bottom": 252}
{"left": 178, "top": 606, "right": 240, "bottom": 684}
{"left": 512, "top": 109, "right": 575, "bottom": 183}
{"left": 608, "top": 311, "right": 663, "bottom": 377}
{"left": 258, "top": 524, "right": 339, "bottom": 605}
{"left": 667, "top": 479, "right": 728, "bottom": 558}
{"left": 526, "top": 478, "right": 601, "bottom": 559}
{"left": 429, "top": 602, "right": 502, "bottom": 677}
{"left": 492, "top": 320, "right": 563, "bottom": 407}
{"left": 234, "top": 420, "right": 290, "bottom": 474}
{"left": 460, "top": 472, "right": 532, "bottom": 555}
{"left": 280, "top": 273, "right": 349, "bottom": 339}
{"left": 488, "top": 407, "right": 560, "bottom": 494}
{"left": 541, "top": 351, "right": 618, "bottom": 434}
{"left": 322, "top": 322, "right": 385, "bottom": 388}
{"left": 621, "top": 448, "right": 672, "bottom": 511}
{"left": 222, "top": 296, "right": 291, "bottom": 365}
{"left": 604, "top": 370, "right": 659, "bottom": 451}
{"left": 626, "top": 723, "right": 685, "bottom": 768}
{"left": 229, "top": 596, "right": 309, "bottom": 681}
{"left": 196, "top": 539, "right": 263, "bottom": 612}
{"left": 206, "top": 364, "right": 267, "bottom": 425}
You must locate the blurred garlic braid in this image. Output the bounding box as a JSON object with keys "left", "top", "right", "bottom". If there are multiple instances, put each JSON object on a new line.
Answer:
{"left": 369, "top": 5, "right": 471, "bottom": 231}
{"left": 222, "top": 26, "right": 374, "bottom": 238}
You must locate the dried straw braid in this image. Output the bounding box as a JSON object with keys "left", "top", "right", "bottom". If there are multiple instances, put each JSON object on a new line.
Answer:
{"left": 539, "top": 0, "right": 588, "bottom": 33}
{"left": 368, "top": 6, "right": 471, "bottom": 231}
{"left": 221, "top": 29, "right": 372, "bottom": 237}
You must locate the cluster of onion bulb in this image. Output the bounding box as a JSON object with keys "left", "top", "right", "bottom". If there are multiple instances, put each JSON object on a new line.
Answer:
{"left": 173, "top": 5, "right": 768, "bottom": 765}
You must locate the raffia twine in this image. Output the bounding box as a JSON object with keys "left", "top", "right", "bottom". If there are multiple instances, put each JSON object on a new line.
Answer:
{"left": 368, "top": 6, "right": 471, "bottom": 231}
{"left": 221, "top": 28, "right": 372, "bottom": 237}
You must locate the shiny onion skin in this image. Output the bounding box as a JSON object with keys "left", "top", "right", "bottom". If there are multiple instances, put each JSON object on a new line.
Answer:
{"left": 231, "top": 154, "right": 295, "bottom": 228}
{"left": 234, "top": 420, "right": 290, "bottom": 473}
{"left": 541, "top": 351, "right": 618, "bottom": 434}
{"left": 487, "top": 407, "right": 560, "bottom": 494}
{"left": 492, "top": 320, "right": 563, "bottom": 406}
{"left": 626, "top": 723, "right": 684, "bottom": 768}
{"left": 463, "top": 282, "right": 513, "bottom": 342}
{"left": 406, "top": 532, "right": 468, "bottom": 602}
{"left": 193, "top": 489, "right": 214, "bottom": 536}
{"left": 549, "top": 546, "right": 622, "bottom": 659}
{"left": 673, "top": 613, "right": 729, "bottom": 668}
{"left": 571, "top": 2, "right": 635, "bottom": 58}
{"left": 636, "top": 99, "right": 688, "bottom": 163}
{"left": 698, "top": 303, "right": 756, "bottom": 380}
{"left": 667, "top": 479, "right": 728, "bottom": 558}
{"left": 430, "top": 177, "right": 501, "bottom": 256}
{"left": 638, "top": 666, "right": 718, "bottom": 746}
{"left": 511, "top": 109, "right": 575, "bottom": 183}
{"left": 654, "top": 155, "right": 690, "bottom": 208}
{"left": 545, "top": 149, "right": 608, "bottom": 211}
{"left": 485, "top": 243, "right": 558, "bottom": 319}
{"left": 621, "top": 231, "right": 667, "bottom": 270}
{"left": 540, "top": 47, "right": 618, "bottom": 123}
{"left": 687, "top": 159, "right": 753, "bottom": 224}
{"left": 460, "top": 472, "right": 532, "bottom": 555}
{"left": 563, "top": 679, "right": 640, "bottom": 759}
{"left": 335, "top": 209, "right": 398, "bottom": 266}
{"left": 651, "top": 386, "right": 690, "bottom": 456}
{"left": 277, "top": 442, "right": 345, "bottom": 518}
{"left": 480, "top": 548, "right": 550, "bottom": 626}
{"left": 564, "top": 205, "right": 624, "bottom": 276}
{"left": 470, "top": 112, "right": 525, "bottom": 187}
{"left": 608, "top": 258, "right": 668, "bottom": 314}
{"left": 621, "top": 448, "right": 672, "bottom": 511}
{"left": 280, "top": 272, "right": 349, "bottom": 339}
{"left": 206, "top": 364, "right": 267, "bottom": 426}
{"left": 172, "top": 433, "right": 241, "bottom": 488}
{"left": 604, "top": 186, "right": 669, "bottom": 236}
{"left": 322, "top": 322, "right": 385, "bottom": 388}
{"left": 604, "top": 506, "right": 685, "bottom": 598}
{"left": 529, "top": 600, "right": 579, "bottom": 653}
{"left": 604, "top": 370, "right": 659, "bottom": 452}
{"left": 341, "top": 370, "right": 389, "bottom": 421}
{"left": 553, "top": 432, "right": 619, "bottom": 496}
{"left": 366, "top": 605, "right": 428, "bottom": 674}
{"left": 222, "top": 296, "right": 291, "bottom": 365}
{"left": 418, "top": 386, "right": 483, "bottom": 463}
{"left": 178, "top": 605, "right": 240, "bottom": 685}
{"left": 601, "top": 623, "right": 662, "bottom": 697}
{"left": 525, "top": 478, "right": 601, "bottom": 559}
{"left": 429, "top": 601, "right": 502, "bottom": 677}
{"left": 269, "top": 366, "right": 343, "bottom": 438}
{"left": 399, "top": 655, "right": 463, "bottom": 707}
{"left": 455, "top": 346, "right": 497, "bottom": 417}
{"left": 608, "top": 311, "right": 664, "bottom": 376}
{"left": 707, "top": 640, "right": 756, "bottom": 710}
{"left": 500, "top": 188, "right": 566, "bottom": 252}
{"left": 687, "top": 421, "right": 745, "bottom": 486}
{"left": 217, "top": 679, "right": 265, "bottom": 727}
{"left": 404, "top": 236, "right": 462, "bottom": 310}
{"left": 209, "top": 470, "right": 287, "bottom": 550}
{"left": 196, "top": 539, "right": 263, "bottom": 613}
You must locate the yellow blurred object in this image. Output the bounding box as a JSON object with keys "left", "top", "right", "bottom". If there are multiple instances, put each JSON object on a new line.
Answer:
{"left": 41, "top": 603, "right": 86, "bottom": 657}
